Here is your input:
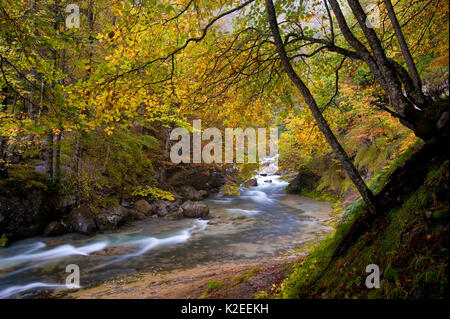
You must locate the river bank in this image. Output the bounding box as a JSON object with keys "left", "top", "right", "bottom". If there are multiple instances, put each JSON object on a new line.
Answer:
{"left": 48, "top": 193, "right": 340, "bottom": 299}
{"left": 0, "top": 154, "right": 343, "bottom": 299}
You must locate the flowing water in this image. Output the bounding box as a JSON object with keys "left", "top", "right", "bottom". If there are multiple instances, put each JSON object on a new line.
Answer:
{"left": 0, "top": 156, "right": 333, "bottom": 298}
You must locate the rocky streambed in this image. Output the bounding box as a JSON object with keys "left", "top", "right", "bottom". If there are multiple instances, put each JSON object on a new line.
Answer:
{"left": 0, "top": 159, "right": 337, "bottom": 299}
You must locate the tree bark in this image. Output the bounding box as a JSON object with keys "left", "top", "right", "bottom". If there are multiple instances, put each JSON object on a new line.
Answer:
{"left": 265, "top": 0, "right": 378, "bottom": 214}
{"left": 54, "top": 130, "right": 62, "bottom": 185}
{"left": 46, "top": 129, "right": 54, "bottom": 183}
{"left": 328, "top": 0, "right": 437, "bottom": 140}
{"left": 0, "top": 86, "right": 9, "bottom": 179}
{"left": 383, "top": 0, "right": 423, "bottom": 94}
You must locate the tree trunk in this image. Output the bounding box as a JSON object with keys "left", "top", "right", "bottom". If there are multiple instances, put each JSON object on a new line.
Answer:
{"left": 328, "top": 0, "right": 438, "bottom": 140}
{"left": 1, "top": 86, "right": 9, "bottom": 179}
{"left": 0, "top": 136, "right": 8, "bottom": 179}
{"left": 74, "top": 134, "right": 82, "bottom": 205}
{"left": 160, "top": 127, "right": 172, "bottom": 183}
{"left": 265, "top": 0, "right": 378, "bottom": 214}
{"left": 383, "top": 0, "right": 422, "bottom": 93}
{"left": 46, "top": 129, "right": 54, "bottom": 183}
{"left": 54, "top": 130, "right": 62, "bottom": 185}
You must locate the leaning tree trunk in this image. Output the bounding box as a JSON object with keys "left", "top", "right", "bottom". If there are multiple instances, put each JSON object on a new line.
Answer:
{"left": 265, "top": 0, "right": 378, "bottom": 214}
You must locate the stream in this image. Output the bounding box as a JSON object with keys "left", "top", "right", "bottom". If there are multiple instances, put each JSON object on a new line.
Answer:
{"left": 0, "top": 156, "right": 333, "bottom": 298}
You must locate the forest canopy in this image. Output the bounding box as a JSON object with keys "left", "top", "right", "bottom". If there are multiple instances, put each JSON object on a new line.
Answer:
{"left": 0, "top": 0, "right": 448, "bottom": 209}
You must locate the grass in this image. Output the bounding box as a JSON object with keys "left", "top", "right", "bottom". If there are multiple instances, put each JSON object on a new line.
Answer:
{"left": 276, "top": 151, "right": 448, "bottom": 299}
{"left": 206, "top": 280, "right": 224, "bottom": 293}
{"left": 234, "top": 267, "right": 263, "bottom": 284}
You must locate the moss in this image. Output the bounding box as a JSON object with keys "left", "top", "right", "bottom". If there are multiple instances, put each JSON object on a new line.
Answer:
{"left": 0, "top": 165, "right": 47, "bottom": 197}
{"left": 0, "top": 234, "right": 8, "bottom": 247}
{"left": 206, "top": 280, "right": 223, "bottom": 293}
{"left": 234, "top": 267, "right": 263, "bottom": 284}
{"left": 254, "top": 290, "right": 270, "bottom": 299}
{"left": 299, "top": 188, "right": 340, "bottom": 203}
{"left": 277, "top": 143, "right": 448, "bottom": 299}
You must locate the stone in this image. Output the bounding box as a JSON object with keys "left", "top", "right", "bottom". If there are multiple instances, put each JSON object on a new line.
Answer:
{"left": 129, "top": 210, "right": 146, "bottom": 220}
{"left": 248, "top": 178, "right": 258, "bottom": 187}
{"left": 153, "top": 200, "right": 170, "bottom": 217}
{"left": 181, "top": 201, "right": 209, "bottom": 218}
{"left": 44, "top": 221, "right": 69, "bottom": 237}
{"left": 133, "top": 199, "right": 153, "bottom": 215}
{"left": 180, "top": 185, "right": 204, "bottom": 201}
{"left": 0, "top": 189, "right": 51, "bottom": 240}
{"left": 198, "top": 190, "right": 209, "bottom": 199}
{"left": 70, "top": 205, "right": 97, "bottom": 235}
{"left": 286, "top": 170, "right": 321, "bottom": 194}
{"left": 95, "top": 206, "right": 131, "bottom": 231}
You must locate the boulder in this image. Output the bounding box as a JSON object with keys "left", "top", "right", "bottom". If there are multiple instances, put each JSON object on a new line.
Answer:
{"left": 248, "top": 178, "right": 258, "bottom": 187}
{"left": 205, "top": 171, "right": 226, "bottom": 190}
{"left": 44, "top": 221, "right": 70, "bottom": 237}
{"left": 198, "top": 190, "right": 209, "bottom": 199}
{"left": 95, "top": 206, "right": 131, "bottom": 231}
{"left": 264, "top": 179, "right": 272, "bottom": 183}
{"left": 69, "top": 205, "right": 97, "bottom": 235}
{"left": 129, "top": 209, "right": 146, "bottom": 220}
{"left": 133, "top": 199, "right": 153, "bottom": 215}
{"left": 167, "top": 167, "right": 225, "bottom": 191}
{"left": 153, "top": 200, "right": 170, "bottom": 216}
{"left": 47, "top": 194, "right": 76, "bottom": 215}
{"left": 180, "top": 185, "right": 204, "bottom": 201}
{"left": 286, "top": 170, "right": 321, "bottom": 194}
{"left": 0, "top": 189, "right": 51, "bottom": 240}
{"left": 181, "top": 200, "right": 209, "bottom": 218}
{"left": 152, "top": 200, "right": 184, "bottom": 219}
{"left": 165, "top": 206, "right": 184, "bottom": 220}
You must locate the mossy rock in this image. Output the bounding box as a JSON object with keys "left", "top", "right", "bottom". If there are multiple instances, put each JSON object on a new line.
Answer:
{"left": 0, "top": 165, "right": 47, "bottom": 198}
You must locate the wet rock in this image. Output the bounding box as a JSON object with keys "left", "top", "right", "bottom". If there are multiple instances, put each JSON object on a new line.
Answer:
{"left": 44, "top": 221, "right": 69, "bottom": 237}
{"left": 165, "top": 207, "right": 184, "bottom": 220}
{"left": 47, "top": 194, "right": 76, "bottom": 215}
{"left": 206, "top": 171, "right": 226, "bottom": 190}
{"left": 70, "top": 205, "right": 97, "bottom": 235}
{"left": 248, "top": 178, "right": 258, "bottom": 187}
{"left": 153, "top": 200, "right": 170, "bottom": 216}
{"left": 260, "top": 173, "right": 268, "bottom": 177}
{"left": 198, "top": 190, "right": 209, "bottom": 199}
{"left": 181, "top": 201, "right": 209, "bottom": 218}
{"left": 180, "top": 185, "right": 205, "bottom": 201}
{"left": 264, "top": 180, "right": 272, "bottom": 183}
{"left": 95, "top": 206, "right": 131, "bottom": 231}
{"left": 121, "top": 201, "right": 133, "bottom": 209}
{"left": 133, "top": 199, "right": 153, "bottom": 215}
{"left": 167, "top": 167, "right": 225, "bottom": 191}
{"left": 129, "top": 210, "right": 146, "bottom": 220}
{"left": 0, "top": 189, "right": 51, "bottom": 240}
{"left": 152, "top": 200, "right": 184, "bottom": 219}
{"left": 286, "top": 170, "right": 320, "bottom": 194}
